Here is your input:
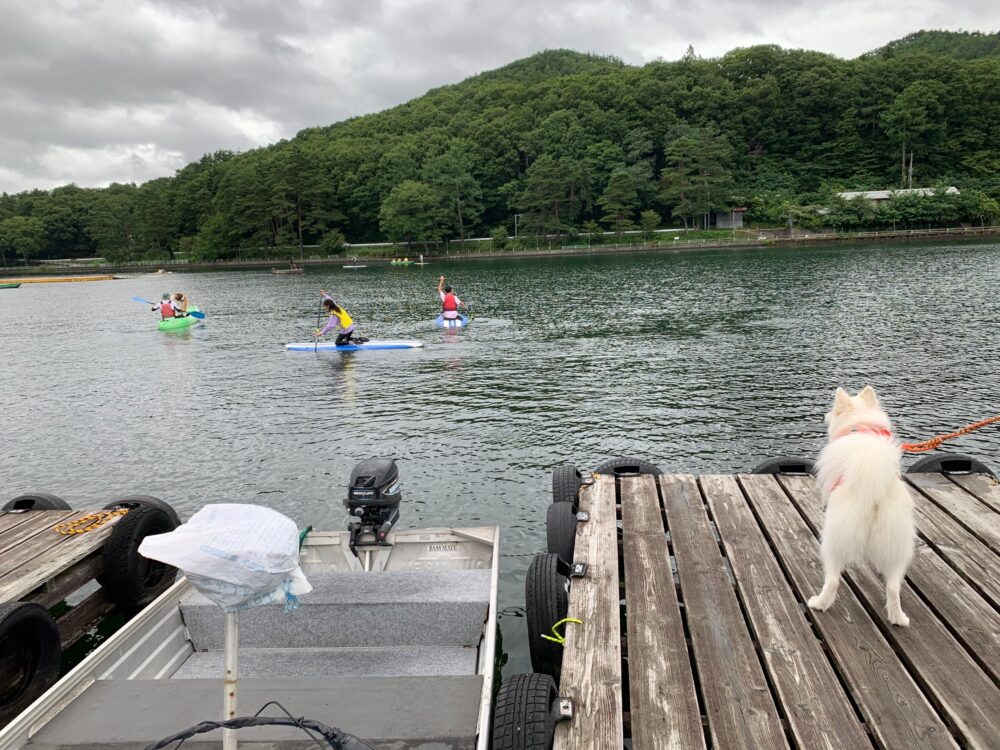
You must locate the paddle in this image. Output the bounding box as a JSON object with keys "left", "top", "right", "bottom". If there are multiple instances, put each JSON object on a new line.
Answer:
{"left": 130, "top": 297, "right": 206, "bottom": 319}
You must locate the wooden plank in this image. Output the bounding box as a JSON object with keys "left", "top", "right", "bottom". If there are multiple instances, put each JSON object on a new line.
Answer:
{"left": 0, "top": 510, "right": 77, "bottom": 563}
{"left": 740, "top": 473, "right": 956, "bottom": 750}
{"left": 553, "top": 474, "right": 623, "bottom": 750}
{"left": 909, "top": 487, "right": 1000, "bottom": 611}
{"left": 0, "top": 515, "right": 121, "bottom": 604}
{"left": 620, "top": 475, "right": 706, "bottom": 750}
{"left": 55, "top": 588, "right": 117, "bottom": 649}
{"left": 25, "top": 552, "right": 104, "bottom": 609}
{"left": 781, "top": 474, "right": 1000, "bottom": 748}
{"left": 949, "top": 473, "right": 1000, "bottom": 515}
{"left": 0, "top": 511, "right": 43, "bottom": 535}
{"left": 701, "top": 474, "right": 871, "bottom": 750}
{"left": 658, "top": 474, "right": 789, "bottom": 750}
{"left": 906, "top": 473, "right": 1000, "bottom": 554}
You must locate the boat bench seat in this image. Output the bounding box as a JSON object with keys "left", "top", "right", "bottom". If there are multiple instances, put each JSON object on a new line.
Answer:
{"left": 171, "top": 645, "right": 479, "bottom": 679}
{"left": 26, "top": 676, "right": 483, "bottom": 749}
{"left": 180, "top": 569, "right": 492, "bottom": 650}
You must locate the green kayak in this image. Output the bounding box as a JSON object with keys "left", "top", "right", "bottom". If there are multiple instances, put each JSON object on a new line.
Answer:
{"left": 0, "top": 283, "right": 21, "bottom": 289}
{"left": 158, "top": 306, "right": 202, "bottom": 331}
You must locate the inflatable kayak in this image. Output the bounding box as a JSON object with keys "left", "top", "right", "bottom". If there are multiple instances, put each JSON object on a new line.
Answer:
{"left": 158, "top": 306, "right": 202, "bottom": 331}
{"left": 435, "top": 314, "right": 470, "bottom": 329}
{"left": 286, "top": 340, "right": 424, "bottom": 352}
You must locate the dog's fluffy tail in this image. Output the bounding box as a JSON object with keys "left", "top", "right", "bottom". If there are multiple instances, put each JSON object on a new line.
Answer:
{"left": 817, "top": 436, "right": 902, "bottom": 501}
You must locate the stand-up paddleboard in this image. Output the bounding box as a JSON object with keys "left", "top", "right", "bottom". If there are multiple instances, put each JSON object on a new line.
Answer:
{"left": 343, "top": 265, "right": 367, "bottom": 269}
{"left": 435, "top": 314, "right": 470, "bottom": 329}
{"left": 286, "top": 340, "right": 423, "bottom": 352}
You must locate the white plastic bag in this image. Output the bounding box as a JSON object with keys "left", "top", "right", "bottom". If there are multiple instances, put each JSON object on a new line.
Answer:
{"left": 138, "top": 504, "right": 312, "bottom": 611}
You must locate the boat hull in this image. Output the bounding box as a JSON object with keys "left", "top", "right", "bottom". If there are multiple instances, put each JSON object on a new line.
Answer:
{"left": 157, "top": 306, "right": 202, "bottom": 331}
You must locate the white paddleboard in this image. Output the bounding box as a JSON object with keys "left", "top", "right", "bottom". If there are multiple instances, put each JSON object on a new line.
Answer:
{"left": 286, "top": 340, "right": 423, "bottom": 352}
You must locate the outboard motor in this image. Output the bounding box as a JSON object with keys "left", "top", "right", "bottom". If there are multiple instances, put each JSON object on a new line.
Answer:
{"left": 345, "top": 458, "right": 401, "bottom": 555}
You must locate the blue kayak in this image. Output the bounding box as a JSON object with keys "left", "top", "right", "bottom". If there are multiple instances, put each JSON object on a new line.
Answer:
{"left": 286, "top": 340, "right": 423, "bottom": 352}
{"left": 435, "top": 314, "right": 470, "bottom": 329}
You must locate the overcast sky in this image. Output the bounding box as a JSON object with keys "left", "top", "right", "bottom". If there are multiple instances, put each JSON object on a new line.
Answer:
{"left": 1, "top": 0, "right": 997, "bottom": 194}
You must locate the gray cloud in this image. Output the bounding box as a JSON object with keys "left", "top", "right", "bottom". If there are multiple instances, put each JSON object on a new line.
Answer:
{"left": 0, "top": 0, "right": 996, "bottom": 192}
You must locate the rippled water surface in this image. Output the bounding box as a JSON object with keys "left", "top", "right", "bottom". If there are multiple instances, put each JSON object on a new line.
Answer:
{"left": 3, "top": 242, "right": 999, "bottom": 673}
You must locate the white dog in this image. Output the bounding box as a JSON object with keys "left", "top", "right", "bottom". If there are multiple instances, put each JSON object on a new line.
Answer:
{"left": 808, "top": 386, "right": 915, "bottom": 627}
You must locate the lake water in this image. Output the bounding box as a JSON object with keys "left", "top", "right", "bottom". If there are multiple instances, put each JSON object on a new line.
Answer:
{"left": 2, "top": 242, "right": 999, "bottom": 675}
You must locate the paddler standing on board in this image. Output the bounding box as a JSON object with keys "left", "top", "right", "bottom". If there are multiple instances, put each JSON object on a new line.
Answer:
{"left": 316, "top": 290, "right": 362, "bottom": 346}
{"left": 437, "top": 276, "right": 466, "bottom": 322}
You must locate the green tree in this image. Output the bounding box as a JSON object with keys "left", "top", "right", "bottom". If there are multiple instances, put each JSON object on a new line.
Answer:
{"left": 598, "top": 170, "right": 639, "bottom": 236}
{"left": 86, "top": 183, "right": 138, "bottom": 262}
{"left": 320, "top": 228, "right": 347, "bottom": 255}
{"left": 639, "top": 209, "right": 661, "bottom": 239}
{"left": 0, "top": 216, "right": 45, "bottom": 265}
{"left": 379, "top": 180, "right": 447, "bottom": 250}
{"left": 423, "top": 143, "right": 484, "bottom": 244}
{"left": 660, "top": 125, "right": 734, "bottom": 228}
{"left": 516, "top": 155, "right": 589, "bottom": 239}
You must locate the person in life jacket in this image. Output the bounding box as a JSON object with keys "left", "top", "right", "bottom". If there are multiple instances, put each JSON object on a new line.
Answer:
{"left": 152, "top": 293, "right": 177, "bottom": 319}
{"left": 316, "top": 289, "right": 363, "bottom": 346}
{"left": 437, "top": 275, "right": 467, "bottom": 320}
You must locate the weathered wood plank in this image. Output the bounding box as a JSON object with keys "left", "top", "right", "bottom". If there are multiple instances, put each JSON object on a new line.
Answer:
{"left": 909, "top": 485, "right": 1000, "bottom": 610}
{"left": 0, "top": 510, "right": 77, "bottom": 563}
{"left": 0, "top": 511, "right": 42, "bottom": 535}
{"left": 740, "top": 473, "right": 956, "bottom": 750}
{"left": 620, "top": 475, "right": 705, "bottom": 750}
{"left": 948, "top": 473, "right": 1000, "bottom": 515}
{"left": 701, "top": 474, "right": 871, "bottom": 750}
{"left": 781, "top": 474, "right": 1000, "bottom": 748}
{"left": 553, "top": 474, "right": 624, "bottom": 750}
{"left": 0, "top": 514, "right": 121, "bottom": 604}
{"left": 906, "top": 473, "right": 1000, "bottom": 553}
{"left": 55, "top": 588, "right": 117, "bottom": 649}
{"left": 658, "top": 474, "right": 789, "bottom": 750}
{"left": 25, "top": 552, "right": 104, "bottom": 609}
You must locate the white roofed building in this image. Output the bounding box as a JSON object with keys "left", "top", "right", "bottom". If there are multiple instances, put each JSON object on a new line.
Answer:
{"left": 837, "top": 187, "right": 960, "bottom": 202}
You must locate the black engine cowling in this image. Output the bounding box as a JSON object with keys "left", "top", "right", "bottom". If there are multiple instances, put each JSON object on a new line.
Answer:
{"left": 345, "top": 458, "right": 401, "bottom": 552}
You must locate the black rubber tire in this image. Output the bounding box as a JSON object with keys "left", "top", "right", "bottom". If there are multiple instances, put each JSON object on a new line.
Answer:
{"left": 551, "top": 465, "right": 580, "bottom": 506}
{"left": 593, "top": 456, "right": 662, "bottom": 476}
{"left": 751, "top": 456, "right": 816, "bottom": 475}
{"left": 525, "top": 553, "right": 569, "bottom": 681}
{"left": 97, "top": 506, "right": 178, "bottom": 611}
{"left": 546, "top": 503, "right": 577, "bottom": 564}
{"left": 103, "top": 494, "right": 181, "bottom": 527}
{"left": 906, "top": 453, "right": 997, "bottom": 480}
{"left": 0, "top": 602, "right": 61, "bottom": 724}
{"left": 492, "top": 673, "right": 557, "bottom": 750}
{"left": 2, "top": 493, "right": 71, "bottom": 511}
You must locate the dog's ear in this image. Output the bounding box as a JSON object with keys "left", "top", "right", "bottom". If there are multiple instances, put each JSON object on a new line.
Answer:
{"left": 833, "top": 387, "right": 851, "bottom": 412}
{"left": 858, "top": 386, "right": 879, "bottom": 407}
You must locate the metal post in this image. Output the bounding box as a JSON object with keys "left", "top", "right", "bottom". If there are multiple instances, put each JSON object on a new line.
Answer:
{"left": 224, "top": 611, "right": 239, "bottom": 750}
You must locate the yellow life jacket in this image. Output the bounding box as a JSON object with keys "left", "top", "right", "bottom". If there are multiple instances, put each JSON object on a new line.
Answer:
{"left": 332, "top": 308, "right": 353, "bottom": 328}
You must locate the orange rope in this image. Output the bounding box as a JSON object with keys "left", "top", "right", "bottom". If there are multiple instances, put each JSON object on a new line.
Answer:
{"left": 901, "top": 414, "right": 1000, "bottom": 453}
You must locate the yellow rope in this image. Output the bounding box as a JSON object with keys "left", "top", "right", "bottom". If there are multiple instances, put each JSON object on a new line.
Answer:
{"left": 540, "top": 617, "right": 583, "bottom": 645}
{"left": 54, "top": 508, "right": 129, "bottom": 535}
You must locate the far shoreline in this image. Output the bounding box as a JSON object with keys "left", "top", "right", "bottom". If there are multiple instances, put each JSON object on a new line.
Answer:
{"left": 2, "top": 225, "right": 998, "bottom": 277}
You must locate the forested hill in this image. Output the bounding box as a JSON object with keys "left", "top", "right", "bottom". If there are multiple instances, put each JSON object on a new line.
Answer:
{"left": 2, "top": 36, "right": 1000, "bottom": 264}
{"left": 868, "top": 30, "right": 1000, "bottom": 59}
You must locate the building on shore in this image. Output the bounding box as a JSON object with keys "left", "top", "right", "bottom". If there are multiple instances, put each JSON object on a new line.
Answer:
{"left": 715, "top": 207, "right": 747, "bottom": 229}
{"left": 837, "top": 187, "right": 960, "bottom": 203}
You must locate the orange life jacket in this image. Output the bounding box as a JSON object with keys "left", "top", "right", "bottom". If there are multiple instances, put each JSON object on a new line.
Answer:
{"left": 160, "top": 301, "right": 176, "bottom": 318}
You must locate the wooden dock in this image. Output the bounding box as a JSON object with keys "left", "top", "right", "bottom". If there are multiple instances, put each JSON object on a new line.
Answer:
{"left": 0, "top": 500, "right": 178, "bottom": 724}
{"left": 553, "top": 470, "right": 1000, "bottom": 749}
